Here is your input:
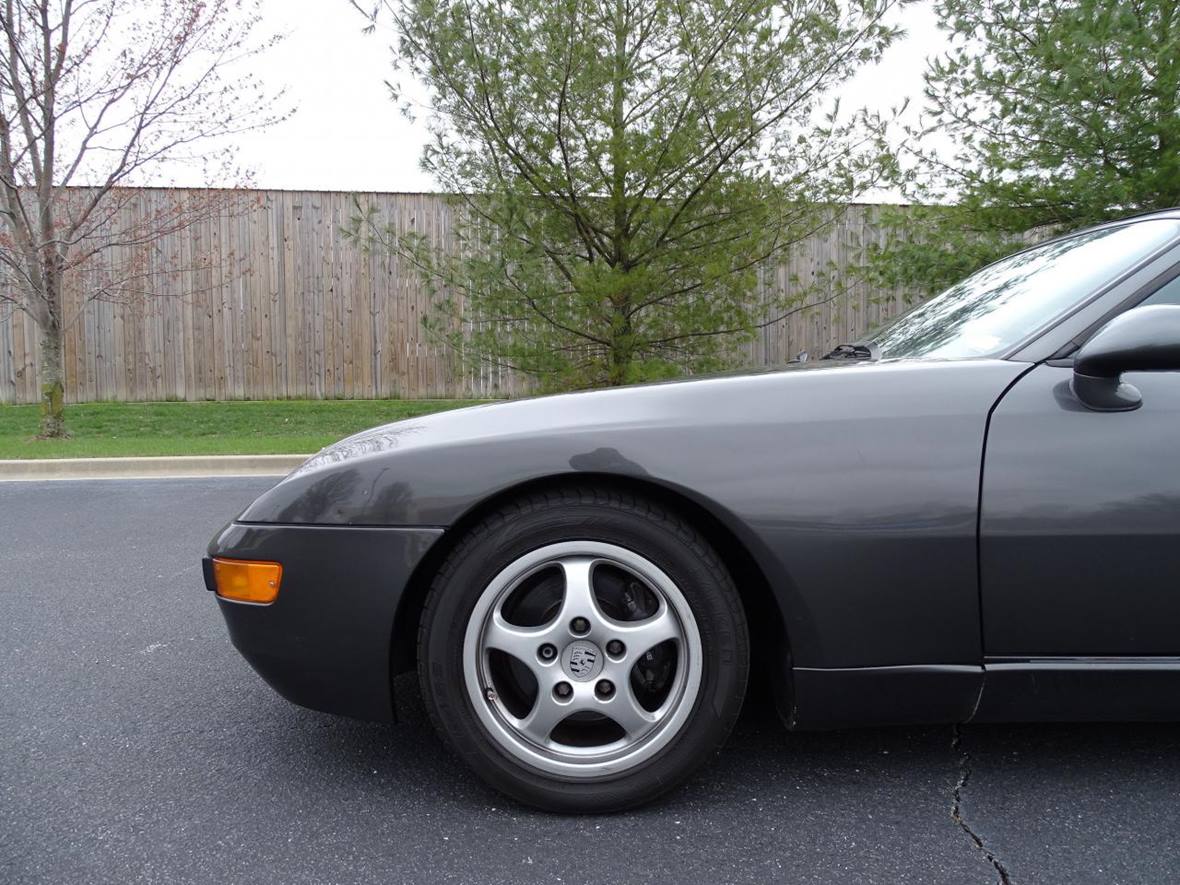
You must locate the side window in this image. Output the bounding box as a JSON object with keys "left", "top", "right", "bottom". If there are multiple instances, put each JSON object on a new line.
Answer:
{"left": 1141, "top": 273, "right": 1180, "bottom": 307}
{"left": 1065, "top": 268, "right": 1180, "bottom": 359}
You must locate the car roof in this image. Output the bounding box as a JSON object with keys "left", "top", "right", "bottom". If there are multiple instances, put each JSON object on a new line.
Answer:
{"left": 1076, "top": 206, "right": 1180, "bottom": 230}
{"left": 1037, "top": 206, "right": 1180, "bottom": 240}
{"left": 968, "top": 207, "right": 1180, "bottom": 276}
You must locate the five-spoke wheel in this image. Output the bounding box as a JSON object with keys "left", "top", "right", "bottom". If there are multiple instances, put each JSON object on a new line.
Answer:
{"left": 464, "top": 542, "right": 703, "bottom": 777}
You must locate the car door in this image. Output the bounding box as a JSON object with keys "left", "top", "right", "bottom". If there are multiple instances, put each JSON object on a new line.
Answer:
{"left": 974, "top": 268, "right": 1180, "bottom": 720}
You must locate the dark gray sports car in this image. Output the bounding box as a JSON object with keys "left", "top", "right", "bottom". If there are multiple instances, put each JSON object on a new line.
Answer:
{"left": 205, "top": 209, "right": 1180, "bottom": 812}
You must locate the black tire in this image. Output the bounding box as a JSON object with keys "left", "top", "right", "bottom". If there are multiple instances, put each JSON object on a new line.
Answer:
{"left": 417, "top": 485, "right": 749, "bottom": 813}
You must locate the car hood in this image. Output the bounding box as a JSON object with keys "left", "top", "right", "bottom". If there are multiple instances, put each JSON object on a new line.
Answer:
{"left": 238, "top": 356, "right": 1027, "bottom": 526}
{"left": 288, "top": 358, "right": 869, "bottom": 475}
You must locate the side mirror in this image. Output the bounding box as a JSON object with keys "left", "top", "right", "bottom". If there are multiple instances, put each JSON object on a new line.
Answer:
{"left": 1072, "top": 305, "right": 1180, "bottom": 411}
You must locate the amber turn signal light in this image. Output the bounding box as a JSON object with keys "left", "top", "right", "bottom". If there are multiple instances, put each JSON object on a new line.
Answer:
{"left": 212, "top": 558, "right": 283, "bottom": 604}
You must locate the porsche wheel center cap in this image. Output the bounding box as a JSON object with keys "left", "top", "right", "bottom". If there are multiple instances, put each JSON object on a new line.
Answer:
{"left": 561, "top": 640, "right": 604, "bottom": 681}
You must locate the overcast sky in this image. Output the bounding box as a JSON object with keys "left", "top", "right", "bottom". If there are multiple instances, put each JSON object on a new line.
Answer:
{"left": 203, "top": 0, "right": 949, "bottom": 196}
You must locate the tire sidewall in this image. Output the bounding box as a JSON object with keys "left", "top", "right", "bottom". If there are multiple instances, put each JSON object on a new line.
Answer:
{"left": 421, "top": 494, "right": 748, "bottom": 812}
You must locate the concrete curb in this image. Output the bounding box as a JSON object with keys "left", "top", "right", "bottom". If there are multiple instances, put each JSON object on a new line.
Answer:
{"left": 0, "top": 454, "right": 310, "bottom": 481}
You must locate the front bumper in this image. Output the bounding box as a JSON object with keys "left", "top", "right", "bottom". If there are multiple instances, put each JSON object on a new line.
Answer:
{"left": 205, "top": 521, "right": 443, "bottom": 722}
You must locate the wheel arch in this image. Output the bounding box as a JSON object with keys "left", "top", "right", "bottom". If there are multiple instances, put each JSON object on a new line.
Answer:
{"left": 390, "top": 472, "right": 794, "bottom": 713}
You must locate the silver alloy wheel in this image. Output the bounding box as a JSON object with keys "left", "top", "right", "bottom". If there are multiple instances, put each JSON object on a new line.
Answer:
{"left": 462, "top": 541, "right": 704, "bottom": 779}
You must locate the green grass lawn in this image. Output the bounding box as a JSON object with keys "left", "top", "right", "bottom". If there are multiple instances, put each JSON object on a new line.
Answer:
{"left": 0, "top": 399, "right": 490, "bottom": 459}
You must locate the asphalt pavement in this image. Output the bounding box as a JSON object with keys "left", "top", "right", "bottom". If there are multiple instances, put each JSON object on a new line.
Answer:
{"left": 2, "top": 478, "right": 1178, "bottom": 884}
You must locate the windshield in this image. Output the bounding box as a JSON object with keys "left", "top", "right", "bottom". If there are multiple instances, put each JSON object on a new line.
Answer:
{"left": 869, "top": 219, "right": 1180, "bottom": 361}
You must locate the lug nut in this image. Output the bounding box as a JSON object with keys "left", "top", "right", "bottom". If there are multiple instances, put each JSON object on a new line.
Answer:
{"left": 554, "top": 681, "right": 573, "bottom": 699}
{"left": 538, "top": 643, "right": 557, "bottom": 661}
{"left": 595, "top": 679, "right": 615, "bottom": 699}
{"left": 606, "top": 639, "right": 625, "bottom": 657}
{"left": 570, "top": 617, "right": 590, "bottom": 635}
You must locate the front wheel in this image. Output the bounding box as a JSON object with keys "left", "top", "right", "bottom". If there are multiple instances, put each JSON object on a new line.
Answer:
{"left": 417, "top": 487, "right": 749, "bottom": 812}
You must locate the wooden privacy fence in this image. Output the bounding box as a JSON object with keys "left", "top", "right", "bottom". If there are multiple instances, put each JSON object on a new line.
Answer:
{"left": 0, "top": 190, "right": 913, "bottom": 404}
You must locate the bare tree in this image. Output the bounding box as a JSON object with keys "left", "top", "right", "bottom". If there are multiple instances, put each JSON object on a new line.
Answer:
{"left": 0, "top": 0, "right": 286, "bottom": 436}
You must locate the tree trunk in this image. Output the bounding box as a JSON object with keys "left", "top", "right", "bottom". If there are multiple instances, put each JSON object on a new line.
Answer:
{"left": 607, "top": 352, "right": 629, "bottom": 386}
{"left": 607, "top": 315, "right": 633, "bottom": 386}
{"left": 604, "top": 0, "right": 632, "bottom": 390}
{"left": 37, "top": 320, "right": 68, "bottom": 438}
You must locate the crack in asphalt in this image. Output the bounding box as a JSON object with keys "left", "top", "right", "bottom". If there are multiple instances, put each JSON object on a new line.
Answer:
{"left": 951, "top": 725, "right": 1014, "bottom": 885}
